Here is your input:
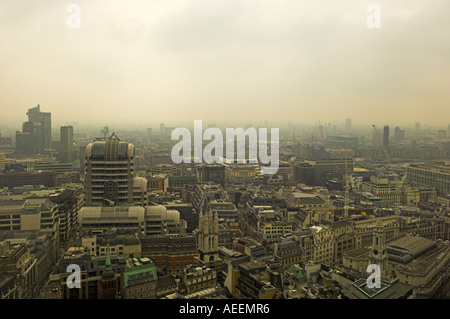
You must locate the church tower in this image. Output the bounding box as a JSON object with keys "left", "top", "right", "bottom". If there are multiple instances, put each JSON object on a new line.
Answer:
{"left": 100, "top": 246, "right": 118, "bottom": 299}
{"left": 197, "top": 206, "right": 219, "bottom": 268}
{"left": 369, "top": 218, "right": 388, "bottom": 274}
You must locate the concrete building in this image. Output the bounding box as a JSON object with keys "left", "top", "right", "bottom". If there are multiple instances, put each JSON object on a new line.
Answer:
{"left": 0, "top": 199, "right": 60, "bottom": 249}
{"left": 383, "top": 125, "right": 390, "bottom": 149}
{"left": 0, "top": 243, "right": 36, "bottom": 298}
{"left": 77, "top": 227, "right": 141, "bottom": 259}
{"left": 60, "top": 126, "right": 74, "bottom": 153}
{"left": 179, "top": 265, "right": 216, "bottom": 295}
{"left": 259, "top": 222, "right": 292, "bottom": 243}
{"left": 48, "top": 187, "right": 83, "bottom": 243}
{"left": 360, "top": 176, "right": 412, "bottom": 205}
{"left": 0, "top": 171, "right": 55, "bottom": 188}
{"left": 78, "top": 206, "right": 145, "bottom": 234}
{"left": 295, "top": 159, "right": 353, "bottom": 186}
{"left": 77, "top": 205, "right": 187, "bottom": 236}
{"left": 0, "top": 230, "right": 58, "bottom": 298}
{"left": 164, "top": 201, "right": 196, "bottom": 233}
{"left": 145, "top": 205, "right": 187, "bottom": 235}
{"left": 84, "top": 134, "right": 147, "bottom": 206}
{"left": 15, "top": 105, "right": 51, "bottom": 155}
{"left": 342, "top": 234, "right": 450, "bottom": 298}
{"left": 148, "top": 164, "right": 182, "bottom": 177}
{"left": 60, "top": 126, "right": 74, "bottom": 161}
{"left": 273, "top": 238, "right": 302, "bottom": 269}
{"left": 27, "top": 105, "right": 51, "bottom": 150}
{"left": 196, "top": 164, "right": 226, "bottom": 186}
{"left": 407, "top": 162, "right": 450, "bottom": 197}
{"left": 225, "top": 162, "right": 259, "bottom": 183}
{"left": 122, "top": 257, "right": 158, "bottom": 299}
{"left": 233, "top": 260, "right": 283, "bottom": 299}
{"left": 45, "top": 246, "right": 125, "bottom": 299}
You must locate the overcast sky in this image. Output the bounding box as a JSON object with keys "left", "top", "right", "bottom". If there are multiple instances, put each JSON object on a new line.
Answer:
{"left": 1, "top": 0, "right": 449, "bottom": 129}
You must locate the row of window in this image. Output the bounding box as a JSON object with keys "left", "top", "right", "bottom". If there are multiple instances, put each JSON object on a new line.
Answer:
{"left": 0, "top": 214, "right": 20, "bottom": 219}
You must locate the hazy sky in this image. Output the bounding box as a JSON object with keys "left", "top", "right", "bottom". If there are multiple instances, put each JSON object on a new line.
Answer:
{"left": 1, "top": 0, "right": 449, "bottom": 129}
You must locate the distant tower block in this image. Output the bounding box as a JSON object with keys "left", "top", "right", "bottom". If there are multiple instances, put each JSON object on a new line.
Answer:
{"left": 346, "top": 118, "right": 352, "bottom": 131}
{"left": 383, "top": 126, "right": 389, "bottom": 149}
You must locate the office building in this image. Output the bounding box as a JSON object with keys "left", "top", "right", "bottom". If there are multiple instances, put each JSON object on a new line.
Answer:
{"left": 15, "top": 105, "right": 51, "bottom": 155}
{"left": 179, "top": 265, "right": 216, "bottom": 295}
{"left": 60, "top": 126, "right": 74, "bottom": 162}
{"left": 394, "top": 127, "right": 405, "bottom": 142}
{"left": 0, "top": 171, "right": 55, "bottom": 188}
{"left": 84, "top": 134, "right": 147, "bottom": 206}
{"left": 196, "top": 164, "right": 226, "bottom": 186}
{"left": 45, "top": 246, "right": 124, "bottom": 299}
{"left": 60, "top": 126, "right": 74, "bottom": 152}
{"left": 0, "top": 199, "right": 60, "bottom": 249}
{"left": 78, "top": 227, "right": 142, "bottom": 259}
{"left": 294, "top": 159, "right": 353, "bottom": 186}
{"left": 140, "top": 234, "right": 197, "bottom": 273}
{"left": 0, "top": 243, "right": 36, "bottom": 299}
{"left": 346, "top": 118, "right": 352, "bottom": 131}
{"left": 407, "top": 162, "right": 450, "bottom": 197}
{"left": 122, "top": 257, "right": 158, "bottom": 299}
{"left": 383, "top": 126, "right": 390, "bottom": 149}
{"left": 27, "top": 105, "right": 51, "bottom": 149}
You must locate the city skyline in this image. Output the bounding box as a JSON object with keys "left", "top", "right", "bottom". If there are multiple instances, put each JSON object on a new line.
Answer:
{"left": 1, "top": 0, "right": 450, "bottom": 127}
{"left": 1, "top": 1, "right": 450, "bottom": 302}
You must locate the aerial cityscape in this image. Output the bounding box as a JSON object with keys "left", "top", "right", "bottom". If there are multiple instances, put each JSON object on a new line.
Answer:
{"left": 1, "top": 0, "right": 449, "bottom": 304}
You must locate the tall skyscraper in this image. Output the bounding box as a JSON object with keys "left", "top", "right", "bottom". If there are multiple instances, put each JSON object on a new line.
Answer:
{"left": 383, "top": 126, "right": 389, "bottom": 149}
{"left": 15, "top": 105, "right": 51, "bottom": 154}
{"left": 60, "top": 126, "right": 74, "bottom": 162}
{"left": 394, "top": 126, "right": 405, "bottom": 142}
{"left": 415, "top": 122, "right": 421, "bottom": 131}
{"left": 27, "top": 104, "right": 51, "bottom": 149}
{"left": 345, "top": 118, "right": 352, "bottom": 131}
{"left": 84, "top": 133, "right": 147, "bottom": 206}
{"left": 15, "top": 131, "right": 35, "bottom": 154}
{"left": 146, "top": 127, "right": 152, "bottom": 139}
{"left": 60, "top": 126, "right": 74, "bottom": 152}
{"left": 160, "top": 122, "right": 166, "bottom": 140}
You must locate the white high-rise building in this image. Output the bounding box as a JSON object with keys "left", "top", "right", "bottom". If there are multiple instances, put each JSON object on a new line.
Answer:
{"left": 84, "top": 133, "right": 147, "bottom": 206}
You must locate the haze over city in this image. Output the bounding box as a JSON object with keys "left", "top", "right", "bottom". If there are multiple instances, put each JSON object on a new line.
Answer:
{"left": 1, "top": 0, "right": 450, "bottom": 305}
{"left": 1, "top": 0, "right": 450, "bottom": 128}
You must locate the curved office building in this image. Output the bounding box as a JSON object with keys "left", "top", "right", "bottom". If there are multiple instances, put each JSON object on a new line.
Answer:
{"left": 84, "top": 134, "right": 146, "bottom": 206}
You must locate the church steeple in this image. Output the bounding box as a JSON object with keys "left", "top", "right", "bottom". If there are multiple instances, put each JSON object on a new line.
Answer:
{"left": 100, "top": 245, "right": 118, "bottom": 299}
{"left": 101, "top": 246, "right": 114, "bottom": 281}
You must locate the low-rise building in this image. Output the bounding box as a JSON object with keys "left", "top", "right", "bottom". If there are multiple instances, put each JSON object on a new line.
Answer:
{"left": 122, "top": 257, "right": 158, "bottom": 299}
{"left": 179, "top": 265, "right": 216, "bottom": 295}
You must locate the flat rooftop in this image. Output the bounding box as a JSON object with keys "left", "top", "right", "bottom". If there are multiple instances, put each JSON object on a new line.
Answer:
{"left": 387, "top": 235, "right": 436, "bottom": 258}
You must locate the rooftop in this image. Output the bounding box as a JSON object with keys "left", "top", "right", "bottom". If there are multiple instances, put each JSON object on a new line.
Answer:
{"left": 342, "top": 277, "right": 413, "bottom": 299}
{"left": 387, "top": 235, "right": 437, "bottom": 260}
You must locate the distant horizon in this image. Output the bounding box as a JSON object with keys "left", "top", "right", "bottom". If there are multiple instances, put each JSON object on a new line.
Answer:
{"left": 1, "top": 113, "right": 449, "bottom": 133}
